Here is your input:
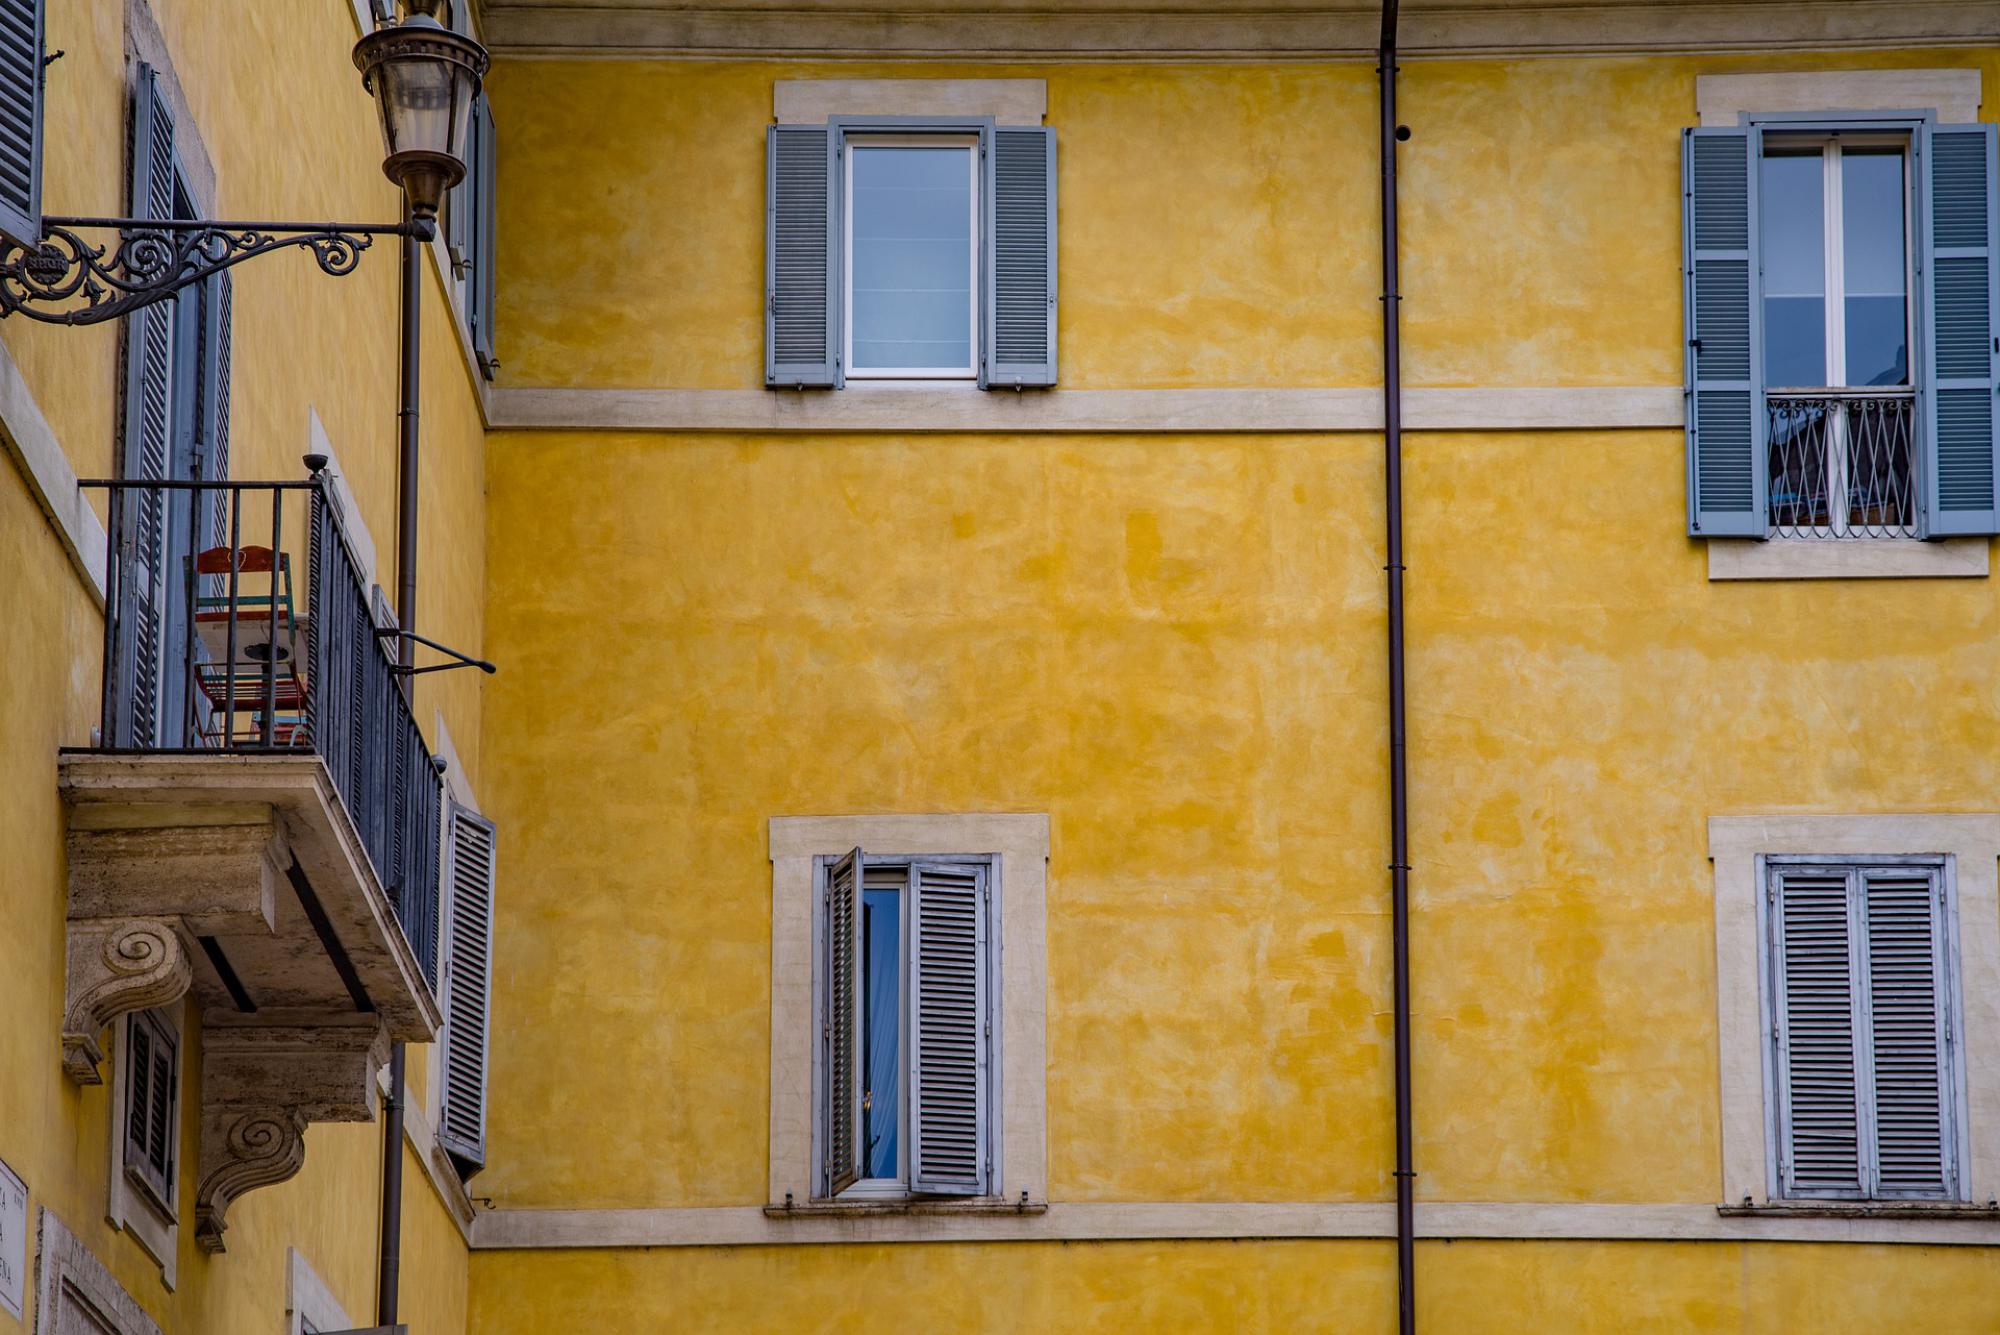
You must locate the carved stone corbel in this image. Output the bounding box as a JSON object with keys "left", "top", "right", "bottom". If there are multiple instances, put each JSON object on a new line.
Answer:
{"left": 60, "top": 917, "right": 192, "bottom": 1084}
{"left": 193, "top": 1016, "right": 389, "bottom": 1253}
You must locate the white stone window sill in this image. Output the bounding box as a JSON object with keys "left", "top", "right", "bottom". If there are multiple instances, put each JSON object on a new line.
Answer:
{"left": 764, "top": 1196, "right": 1049, "bottom": 1219}
{"left": 1718, "top": 1201, "right": 2000, "bottom": 1220}
{"left": 1708, "top": 537, "right": 1989, "bottom": 581}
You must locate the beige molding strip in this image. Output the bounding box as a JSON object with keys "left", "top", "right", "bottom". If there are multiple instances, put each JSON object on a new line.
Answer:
{"left": 776, "top": 78, "right": 1047, "bottom": 126}
{"left": 1708, "top": 537, "right": 1990, "bottom": 581}
{"left": 471, "top": 1199, "right": 2000, "bottom": 1251}
{"left": 483, "top": 1, "right": 1998, "bottom": 59}
{"left": 1697, "top": 68, "right": 1982, "bottom": 127}
{"left": 486, "top": 385, "right": 1682, "bottom": 435}
{"left": 0, "top": 333, "right": 107, "bottom": 602}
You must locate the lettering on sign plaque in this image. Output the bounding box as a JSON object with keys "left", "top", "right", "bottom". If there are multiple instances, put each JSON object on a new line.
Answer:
{"left": 0, "top": 1155, "right": 25, "bottom": 1321}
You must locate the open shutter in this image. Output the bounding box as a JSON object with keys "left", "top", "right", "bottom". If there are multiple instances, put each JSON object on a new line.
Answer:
{"left": 471, "top": 96, "right": 498, "bottom": 379}
{"left": 822, "top": 848, "right": 863, "bottom": 1194}
{"left": 1861, "top": 868, "right": 1955, "bottom": 1198}
{"left": 444, "top": 3, "right": 474, "bottom": 275}
{"left": 115, "top": 64, "right": 178, "bottom": 747}
{"left": 1919, "top": 123, "right": 2000, "bottom": 536}
{"left": 766, "top": 124, "right": 839, "bottom": 388}
{"left": 439, "top": 801, "right": 496, "bottom": 1175}
{"left": 1771, "top": 868, "right": 1864, "bottom": 1198}
{"left": 198, "top": 271, "right": 232, "bottom": 543}
{"left": 0, "top": 0, "right": 42, "bottom": 246}
{"left": 908, "top": 861, "right": 990, "bottom": 1195}
{"left": 1682, "top": 127, "right": 1766, "bottom": 536}
{"left": 982, "top": 126, "right": 1057, "bottom": 389}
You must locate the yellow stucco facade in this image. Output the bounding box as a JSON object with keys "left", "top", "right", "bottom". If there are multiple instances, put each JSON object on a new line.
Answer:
{"left": 6, "top": 2, "right": 2000, "bottom": 1332}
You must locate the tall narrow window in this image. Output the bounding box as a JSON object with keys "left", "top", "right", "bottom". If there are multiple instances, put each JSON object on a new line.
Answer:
{"left": 843, "top": 138, "right": 978, "bottom": 379}
{"left": 123, "top": 1010, "right": 179, "bottom": 1215}
{"left": 1759, "top": 137, "right": 1916, "bottom": 537}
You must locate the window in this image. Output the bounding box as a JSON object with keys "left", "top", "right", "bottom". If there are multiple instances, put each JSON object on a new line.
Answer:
{"left": 0, "top": 0, "right": 43, "bottom": 249}
{"left": 766, "top": 119, "right": 1057, "bottom": 390}
{"left": 1682, "top": 120, "right": 1999, "bottom": 541}
{"left": 438, "top": 797, "right": 496, "bottom": 1178}
{"left": 1763, "top": 856, "right": 1964, "bottom": 1201}
{"left": 817, "top": 850, "right": 994, "bottom": 1198}
{"left": 844, "top": 136, "right": 979, "bottom": 379}
{"left": 442, "top": 0, "right": 498, "bottom": 380}
{"left": 123, "top": 1009, "right": 180, "bottom": 1214}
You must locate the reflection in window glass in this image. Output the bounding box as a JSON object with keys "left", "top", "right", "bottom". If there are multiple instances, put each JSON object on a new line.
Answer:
{"left": 849, "top": 145, "right": 974, "bottom": 373}
{"left": 1761, "top": 149, "right": 1826, "bottom": 388}
{"left": 1842, "top": 148, "right": 1907, "bottom": 387}
{"left": 861, "top": 883, "right": 900, "bottom": 1180}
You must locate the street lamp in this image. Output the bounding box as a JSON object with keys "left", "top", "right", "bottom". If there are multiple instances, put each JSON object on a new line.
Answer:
{"left": 0, "top": 2, "right": 489, "bottom": 325}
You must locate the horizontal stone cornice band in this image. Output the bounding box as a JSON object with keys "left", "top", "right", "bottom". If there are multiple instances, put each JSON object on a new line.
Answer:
{"left": 470, "top": 1200, "right": 2000, "bottom": 1251}
{"left": 487, "top": 386, "right": 1684, "bottom": 435}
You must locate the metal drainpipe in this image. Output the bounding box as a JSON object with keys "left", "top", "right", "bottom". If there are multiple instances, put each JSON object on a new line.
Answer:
{"left": 1378, "top": 1, "right": 1417, "bottom": 1331}
{"left": 377, "top": 202, "right": 422, "bottom": 1330}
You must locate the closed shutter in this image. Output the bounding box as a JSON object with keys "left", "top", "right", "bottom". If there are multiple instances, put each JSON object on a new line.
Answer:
{"left": 1771, "top": 868, "right": 1864, "bottom": 1197}
{"left": 1919, "top": 123, "right": 2000, "bottom": 536}
{"left": 0, "top": 0, "right": 42, "bottom": 247}
{"left": 822, "top": 847, "right": 863, "bottom": 1194}
{"left": 472, "top": 96, "right": 498, "bottom": 379}
{"left": 116, "top": 64, "right": 178, "bottom": 747}
{"left": 982, "top": 126, "right": 1057, "bottom": 389}
{"left": 438, "top": 801, "right": 496, "bottom": 1174}
{"left": 1861, "top": 868, "right": 1955, "bottom": 1198}
{"left": 1682, "top": 127, "right": 1766, "bottom": 536}
{"left": 766, "top": 125, "right": 839, "bottom": 388}
{"left": 124, "top": 1010, "right": 178, "bottom": 1207}
{"left": 907, "top": 861, "right": 990, "bottom": 1195}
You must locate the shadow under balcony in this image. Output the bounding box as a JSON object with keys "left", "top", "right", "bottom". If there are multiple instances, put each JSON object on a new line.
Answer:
{"left": 59, "top": 468, "right": 441, "bottom": 1252}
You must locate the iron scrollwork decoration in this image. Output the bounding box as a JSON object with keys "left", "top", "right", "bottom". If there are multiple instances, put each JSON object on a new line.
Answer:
{"left": 0, "top": 216, "right": 414, "bottom": 326}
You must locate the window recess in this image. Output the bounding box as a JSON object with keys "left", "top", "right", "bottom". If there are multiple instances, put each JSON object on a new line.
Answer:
{"left": 1682, "top": 118, "right": 2000, "bottom": 540}
{"left": 124, "top": 1009, "right": 180, "bottom": 1216}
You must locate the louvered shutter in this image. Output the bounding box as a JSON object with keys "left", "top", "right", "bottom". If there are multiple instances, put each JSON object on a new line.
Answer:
{"left": 124, "top": 1011, "right": 177, "bottom": 1205}
{"left": 1861, "top": 868, "right": 1955, "bottom": 1198}
{"left": 472, "top": 96, "right": 498, "bottom": 379}
{"left": 822, "top": 848, "right": 863, "bottom": 1194}
{"left": 908, "top": 861, "right": 990, "bottom": 1195}
{"left": 982, "top": 126, "right": 1057, "bottom": 389}
{"left": 0, "top": 0, "right": 42, "bottom": 247}
{"left": 438, "top": 801, "right": 496, "bottom": 1174}
{"left": 115, "top": 65, "right": 178, "bottom": 747}
{"left": 444, "top": 2, "right": 474, "bottom": 276}
{"left": 1919, "top": 123, "right": 2000, "bottom": 536}
{"left": 766, "top": 125, "right": 839, "bottom": 388}
{"left": 1771, "top": 869, "right": 1864, "bottom": 1197}
{"left": 198, "top": 271, "right": 232, "bottom": 544}
{"left": 1682, "top": 127, "right": 1766, "bottom": 537}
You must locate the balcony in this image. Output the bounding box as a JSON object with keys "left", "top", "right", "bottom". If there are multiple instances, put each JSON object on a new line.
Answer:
{"left": 59, "top": 467, "right": 441, "bottom": 1252}
{"left": 1767, "top": 390, "right": 1917, "bottom": 540}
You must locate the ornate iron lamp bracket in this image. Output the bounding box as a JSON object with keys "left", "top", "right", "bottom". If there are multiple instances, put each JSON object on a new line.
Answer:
{"left": 0, "top": 215, "right": 419, "bottom": 326}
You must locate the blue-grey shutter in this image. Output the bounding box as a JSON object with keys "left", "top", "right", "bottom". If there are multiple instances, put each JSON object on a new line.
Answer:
{"left": 1861, "top": 867, "right": 1955, "bottom": 1199}
{"left": 0, "top": 0, "right": 43, "bottom": 247}
{"left": 1682, "top": 127, "right": 1766, "bottom": 536}
{"left": 198, "top": 271, "right": 231, "bottom": 543}
{"left": 907, "top": 860, "right": 990, "bottom": 1196}
{"left": 1919, "top": 123, "right": 2000, "bottom": 536}
{"left": 471, "top": 96, "right": 497, "bottom": 380}
{"left": 822, "top": 848, "right": 862, "bottom": 1194}
{"left": 982, "top": 127, "right": 1057, "bottom": 389}
{"left": 444, "top": 2, "right": 474, "bottom": 277}
{"left": 438, "top": 800, "right": 496, "bottom": 1175}
{"left": 766, "top": 125, "right": 839, "bottom": 388}
{"left": 1771, "top": 867, "right": 1864, "bottom": 1198}
{"left": 115, "top": 64, "right": 178, "bottom": 747}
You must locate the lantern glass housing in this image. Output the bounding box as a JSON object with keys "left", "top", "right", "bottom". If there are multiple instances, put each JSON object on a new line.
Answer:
{"left": 352, "top": 15, "right": 489, "bottom": 221}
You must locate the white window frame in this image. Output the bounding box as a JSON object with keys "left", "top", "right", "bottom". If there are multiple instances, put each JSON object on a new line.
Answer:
{"left": 1757, "top": 853, "right": 1968, "bottom": 1201}
{"left": 106, "top": 1003, "right": 183, "bottom": 1288}
{"left": 768, "top": 814, "right": 1047, "bottom": 1215}
{"left": 840, "top": 133, "right": 981, "bottom": 382}
{"left": 1710, "top": 814, "right": 2000, "bottom": 1210}
{"left": 284, "top": 1247, "right": 351, "bottom": 1335}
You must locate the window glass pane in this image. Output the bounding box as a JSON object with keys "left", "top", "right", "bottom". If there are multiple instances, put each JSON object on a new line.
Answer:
{"left": 850, "top": 145, "right": 973, "bottom": 372}
{"left": 1842, "top": 148, "right": 1908, "bottom": 387}
{"left": 1761, "top": 148, "right": 1827, "bottom": 387}
{"left": 861, "top": 884, "right": 900, "bottom": 1179}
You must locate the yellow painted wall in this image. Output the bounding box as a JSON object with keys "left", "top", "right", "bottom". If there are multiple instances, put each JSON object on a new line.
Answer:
{"left": 0, "top": 0, "right": 486, "bottom": 1329}
{"left": 473, "top": 41, "right": 2000, "bottom": 1334}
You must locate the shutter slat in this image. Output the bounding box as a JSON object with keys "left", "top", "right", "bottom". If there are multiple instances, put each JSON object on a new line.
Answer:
{"left": 766, "top": 125, "right": 839, "bottom": 387}
{"left": 823, "top": 848, "right": 862, "bottom": 1194}
{"left": 0, "top": 0, "right": 41, "bottom": 246}
{"left": 438, "top": 803, "right": 497, "bottom": 1174}
{"left": 1773, "top": 870, "right": 1864, "bottom": 1196}
{"left": 908, "top": 862, "right": 989, "bottom": 1195}
{"left": 982, "top": 126, "right": 1057, "bottom": 388}
{"left": 1921, "top": 124, "right": 2000, "bottom": 535}
{"left": 1862, "top": 870, "right": 1954, "bottom": 1197}
{"left": 1682, "top": 127, "right": 1766, "bottom": 536}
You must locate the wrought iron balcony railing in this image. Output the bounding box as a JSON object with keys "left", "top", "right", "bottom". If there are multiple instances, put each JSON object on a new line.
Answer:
{"left": 83, "top": 469, "right": 439, "bottom": 986}
{"left": 1767, "top": 389, "right": 1918, "bottom": 540}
